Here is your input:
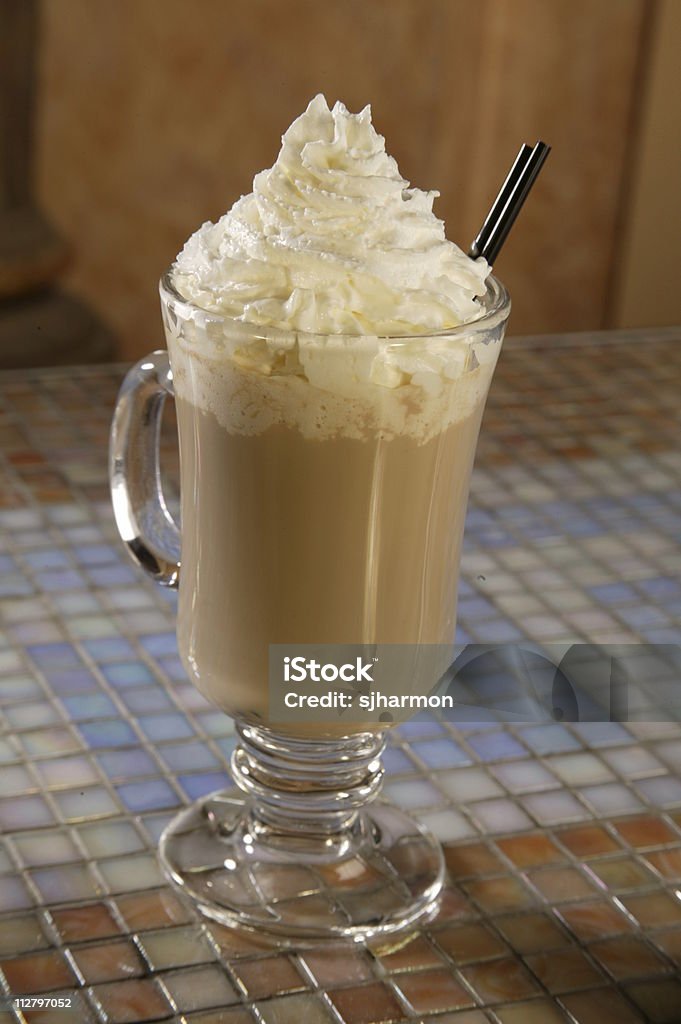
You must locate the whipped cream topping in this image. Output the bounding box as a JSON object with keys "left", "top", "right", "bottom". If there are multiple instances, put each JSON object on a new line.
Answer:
{"left": 172, "top": 94, "right": 489, "bottom": 336}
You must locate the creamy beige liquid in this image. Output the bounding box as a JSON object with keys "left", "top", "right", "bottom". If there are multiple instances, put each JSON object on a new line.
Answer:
{"left": 174, "top": 391, "right": 486, "bottom": 734}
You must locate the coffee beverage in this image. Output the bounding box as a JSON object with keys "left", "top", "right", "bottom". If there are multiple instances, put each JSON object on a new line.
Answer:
{"left": 166, "top": 320, "right": 501, "bottom": 734}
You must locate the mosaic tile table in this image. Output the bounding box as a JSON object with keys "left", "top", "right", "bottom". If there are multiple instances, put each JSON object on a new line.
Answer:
{"left": 1, "top": 327, "right": 681, "bottom": 1024}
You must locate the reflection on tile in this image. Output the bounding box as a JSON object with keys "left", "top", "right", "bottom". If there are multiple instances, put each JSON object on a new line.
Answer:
{"left": 160, "top": 964, "right": 239, "bottom": 1012}
{"left": 0, "top": 914, "right": 49, "bottom": 956}
{"left": 138, "top": 926, "right": 215, "bottom": 970}
{"left": 51, "top": 903, "right": 122, "bottom": 943}
{"left": 71, "top": 938, "right": 145, "bottom": 983}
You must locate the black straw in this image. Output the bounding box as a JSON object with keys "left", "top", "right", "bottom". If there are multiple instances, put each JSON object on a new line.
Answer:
{"left": 468, "top": 141, "right": 550, "bottom": 266}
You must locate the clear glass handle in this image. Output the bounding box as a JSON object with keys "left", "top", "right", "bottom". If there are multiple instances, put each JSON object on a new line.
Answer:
{"left": 109, "top": 351, "right": 181, "bottom": 588}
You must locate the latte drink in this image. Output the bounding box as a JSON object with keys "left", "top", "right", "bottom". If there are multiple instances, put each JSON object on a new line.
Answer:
{"left": 164, "top": 94, "right": 508, "bottom": 734}
{"left": 165, "top": 319, "right": 503, "bottom": 733}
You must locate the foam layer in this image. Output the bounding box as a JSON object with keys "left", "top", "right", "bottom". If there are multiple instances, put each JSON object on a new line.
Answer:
{"left": 164, "top": 307, "right": 502, "bottom": 443}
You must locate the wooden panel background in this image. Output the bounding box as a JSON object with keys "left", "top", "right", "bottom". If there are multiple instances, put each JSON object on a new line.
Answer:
{"left": 35, "top": 0, "right": 648, "bottom": 360}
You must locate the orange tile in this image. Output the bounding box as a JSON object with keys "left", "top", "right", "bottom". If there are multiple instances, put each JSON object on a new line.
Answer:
{"left": 496, "top": 833, "right": 562, "bottom": 869}
{"left": 90, "top": 978, "right": 171, "bottom": 1023}
{"left": 557, "top": 825, "right": 619, "bottom": 858}
{"left": 644, "top": 847, "right": 681, "bottom": 881}
{"left": 561, "top": 987, "right": 648, "bottom": 1023}
{"left": 395, "top": 969, "right": 473, "bottom": 1013}
{"left": 232, "top": 956, "right": 305, "bottom": 999}
{"left": 71, "top": 939, "right": 145, "bottom": 984}
{"left": 51, "top": 903, "right": 121, "bottom": 942}
{"left": 432, "top": 922, "right": 507, "bottom": 964}
{"left": 494, "top": 912, "right": 568, "bottom": 955}
{"left": 558, "top": 901, "right": 634, "bottom": 941}
{"left": 114, "top": 889, "right": 190, "bottom": 931}
{"left": 623, "top": 891, "right": 681, "bottom": 929}
{"left": 1, "top": 951, "right": 76, "bottom": 994}
{"left": 327, "top": 982, "right": 407, "bottom": 1023}
{"left": 614, "top": 816, "right": 679, "bottom": 849}
{"left": 205, "top": 923, "right": 273, "bottom": 959}
{"left": 525, "top": 948, "right": 603, "bottom": 993}
{"left": 589, "top": 936, "right": 668, "bottom": 980}
{"left": 378, "top": 934, "right": 444, "bottom": 972}
{"left": 463, "top": 876, "right": 535, "bottom": 915}
{"left": 431, "top": 886, "right": 477, "bottom": 925}
{"left": 300, "top": 948, "right": 374, "bottom": 987}
{"left": 494, "top": 998, "right": 567, "bottom": 1023}
{"left": 586, "top": 856, "right": 656, "bottom": 892}
{"left": 443, "top": 842, "right": 504, "bottom": 879}
{"left": 461, "top": 958, "right": 539, "bottom": 1003}
{"left": 652, "top": 929, "right": 681, "bottom": 969}
{"left": 624, "top": 978, "right": 681, "bottom": 1023}
{"left": 527, "top": 865, "right": 597, "bottom": 903}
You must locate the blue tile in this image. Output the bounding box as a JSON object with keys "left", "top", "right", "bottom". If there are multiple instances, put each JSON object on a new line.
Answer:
{"left": 571, "top": 722, "right": 632, "bottom": 747}
{"left": 395, "top": 714, "right": 445, "bottom": 740}
{"left": 79, "top": 720, "right": 139, "bottom": 748}
{"left": 456, "top": 625, "right": 473, "bottom": 645}
{"left": 617, "top": 605, "right": 668, "bottom": 629}
{"left": 34, "top": 570, "right": 86, "bottom": 592}
{"left": 588, "top": 583, "right": 638, "bottom": 604}
{"left": 0, "top": 576, "right": 36, "bottom": 598}
{"left": 212, "top": 737, "right": 235, "bottom": 761}
{"left": 139, "top": 812, "right": 178, "bottom": 843}
{"left": 636, "top": 775, "right": 681, "bottom": 808}
{"left": 159, "top": 742, "right": 221, "bottom": 773}
{"left": 87, "top": 566, "right": 137, "bottom": 587}
{"left": 45, "top": 669, "right": 99, "bottom": 695}
{"left": 639, "top": 624, "right": 681, "bottom": 642}
{"left": 0, "top": 555, "right": 17, "bottom": 572}
{"left": 196, "top": 713, "right": 235, "bottom": 738}
{"left": 564, "top": 519, "right": 605, "bottom": 538}
{"left": 474, "top": 529, "right": 516, "bottom": 548}
{"left": 27, "top": 643, "right": 82, "bottom": 669}
{"left": 411, "top": 738, "right": 471, "bottom": 768}
{"left": 157, "top": 656, "right": 187, "bottom": 682}
{"left": 73, "top": 544, "right": 120, "bottom": 565}
{"left": 139, "top": 633, "right": 178, "bottom": 658}
{"left": 382, "top": 747, "right": 416, "bottom": 775}
{"left": 101, "top": 661, "right": 156, "bottom": 688}
{"left": 61, "top": 694, "right": 118, "bottom": 721}
{"left": 467, "top": 731, "right": 526, "bottom": 761}
{"left": 117, "top": 779, "right": 181, "bottom": 812}
{"left": 23, "top": 550, "right": 71, "bottom": 570}
{"left": 178, "top": 772, "right": 231, "bottom": 800}
{"left": 98, "top": 749, "right": 158, "bottom": 779}
{"left": 518, "top": 723, "right": 581, "bottom": 755}
{"left": 138, "top": 714, "right": 194, "bottom": 742}
{"left": 458, "top": 597, "right": 497, "bottom": 621}
{"left": 472, "top": 620, "right": 524, "bottom": 642}
{"left": 119, "top": 688, "right": 174, "bottom": 714}
{"left": 82, "top": 638, "right": 136, "bottom": 662}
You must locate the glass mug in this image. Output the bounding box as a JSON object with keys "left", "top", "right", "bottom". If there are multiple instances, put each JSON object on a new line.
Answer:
{"left": 110, "top": 270, "right": 510, "bottom": 942}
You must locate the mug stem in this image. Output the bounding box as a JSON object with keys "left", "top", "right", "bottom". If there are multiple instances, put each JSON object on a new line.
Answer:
{"left": 231, "top": 723, "right": 385, "bottom": 835}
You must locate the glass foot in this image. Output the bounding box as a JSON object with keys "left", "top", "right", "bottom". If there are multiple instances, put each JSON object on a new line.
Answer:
{"left": 159, "top": 791, "right": 444, "bottom": 943}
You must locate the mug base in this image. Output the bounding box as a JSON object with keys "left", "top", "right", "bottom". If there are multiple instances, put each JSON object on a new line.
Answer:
{"left": 158, "top": 790, "right": 445, "bottom": 945}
